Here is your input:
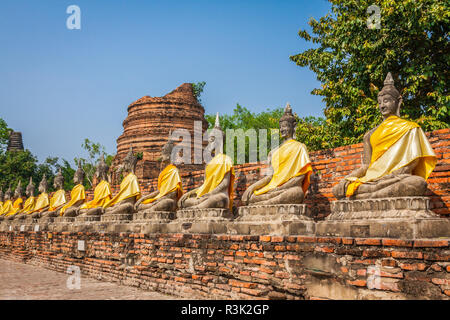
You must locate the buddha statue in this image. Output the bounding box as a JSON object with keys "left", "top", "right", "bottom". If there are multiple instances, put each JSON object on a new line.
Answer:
{"left": 332, "top": 73, "right": 437, "bottom": 200}
{"left": 4, "top": 181, "right": 24, "bottom": 219}
{"left": 0, "top": 189, "right": 4, "bottom": 213}
{"left": 59, "top": 162, "right": 86, "bottom": 217}
{"left": 14, "top": 177, "right": 37, "bottom": 220}
{"left": 39, "top": 169, "right": 67, "bottom": 218}
{"left": 29, "top": 175, "right": 50, "bottom": 217}
{"left": 102, "top": 147, "right": 141, "bottom": 215}
{"left": 0, "top": 186, "right": 13, "bottom": 221}
{"left": 241, "top": 103, "right": 313, "bottom": 206}
{"left": 178, "top": 114, "right": 235, "bottom": 210}
{"left": 135, "top": 138, "right": 183, "bottom": 212}
{"left": 78, "top": 154, "right": 112, "bottom": 217}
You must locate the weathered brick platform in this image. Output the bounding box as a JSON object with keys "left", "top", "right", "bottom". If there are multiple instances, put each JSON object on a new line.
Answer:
{"left": 0, "top": 231, "right": 448, "bottom": 300}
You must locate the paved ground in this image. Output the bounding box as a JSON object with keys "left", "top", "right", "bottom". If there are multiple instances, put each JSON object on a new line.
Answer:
{"left": 0, "top": 259, "right": 180, "bottom": 300}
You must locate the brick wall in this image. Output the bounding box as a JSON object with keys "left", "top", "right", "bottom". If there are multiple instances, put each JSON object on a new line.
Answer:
{"left": 103, "top": 128, "right": 450, "bottom": 220}
{"left": 0, "top": 231, "right": 448, "bottom": 300}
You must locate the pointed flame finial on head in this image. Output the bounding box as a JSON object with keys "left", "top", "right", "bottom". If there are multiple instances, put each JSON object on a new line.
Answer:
{"left": 214, "top": 112, "right": 221, "bottom": 130}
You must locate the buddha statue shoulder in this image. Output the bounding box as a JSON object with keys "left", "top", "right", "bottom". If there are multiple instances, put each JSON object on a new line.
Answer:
{"left": 78, "top": 154, "right": 113, "bottom": 216}
{"left": 178, "top": 113, "right": 235, "bottom": 210}
{"left": 39, "top": 169, "right": 68, "bottom": 218}
{"left": 332, "top": 72, "right": 437, "bottom": 200}
{"left": 241, "top": 103, "right": 313, "bottom": 206}
{"left": 102, "top": 147, "right": 141, "bottom": 215}
{"left": 60, "top": 162, "right": 87, "bottom": 217}
{"left": 135, "top": 138, "right": 183, "bottom": 212}
{"left": 30, "top": 175, "right": 50, "bottom": 217}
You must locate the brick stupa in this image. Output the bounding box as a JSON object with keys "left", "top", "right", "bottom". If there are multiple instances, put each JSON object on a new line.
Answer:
{"left": 113, "top": 83, "right": 209, "bottom": 181}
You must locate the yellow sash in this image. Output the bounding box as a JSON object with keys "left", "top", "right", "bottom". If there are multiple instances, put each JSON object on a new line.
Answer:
{"left": 4, "top": 198, "right": 23, "bottom": 216}
{"left": 346, "top": 116, "right": 437, "bottom": 196}
{"left": 80, "top": 180, "right": 112, "bottom": 209}
{"left": 20, "top": 196, "right": 36, "bottom": 214}
{"left": 103, "top": 173, "right": 141, "bottom": 209}
{"left": 48, "top": 190, "right": 67, "bottom": 212}
{"left": 31, "top": 193, "right": 50, "bottom": 213}
{"left": 142, "top": 164, "right": 183, "bottom": 204}
{"left": 254, "top": 139, "right": 312, "bottom": 196}
{"left": 0, "top": 200, "right": 12, "bottom": 215}
{"left": 60, "top": 184, "right": 86, "bottom": 215}
{"left": 196, "top": 153, "right": 235, "bottom": 210}
{"left": 0, "top": 202, "right": 3, "bottom": 214}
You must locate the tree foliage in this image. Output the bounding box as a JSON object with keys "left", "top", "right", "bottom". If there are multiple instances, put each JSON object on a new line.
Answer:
{"left": 206, "top": 104, "right": 284, "bottom": 163}
{"left": 192, "top": 82, "right": 207, "bottom": 103}
{"left": 0, "top": 118, "right": 11, "bottom": 153}
{"left": 290, "top": 0, "right": 449, "bottom": 147}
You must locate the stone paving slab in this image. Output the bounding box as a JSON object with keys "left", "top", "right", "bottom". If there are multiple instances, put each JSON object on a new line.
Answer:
{"left": 0, "top": 259, "right": 181, "bottom": 300}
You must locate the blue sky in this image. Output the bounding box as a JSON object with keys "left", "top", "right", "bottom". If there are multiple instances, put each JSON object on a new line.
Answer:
{"left": 0, "top": 0, "right": 331, "bottom": 164}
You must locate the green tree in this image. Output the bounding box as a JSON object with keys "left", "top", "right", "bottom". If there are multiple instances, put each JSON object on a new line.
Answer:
{"left": 0, "top": 150, "right": 38, "bottom": 193}
{"left": 192, "top": 82, "right": 206, "bottom": 103}
{"left": 206, "top": 104, "right": 283, "bottom": 163}
{"left": 0, "top": 117, "right": 11, "bottom": 153}
{"left": 290, "top": 0, "right": 449, "bottom": 147}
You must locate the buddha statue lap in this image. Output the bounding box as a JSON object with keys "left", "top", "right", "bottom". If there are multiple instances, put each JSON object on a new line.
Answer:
{"left": 78, "top": 154, "right": 112, "bottom": 217}
{"left": 135, "top": 139, "right": 183, "bottom": 213}
{"left": 241, "top": 103, "right": 313, "bottom": 206}
{"left": 332, "top": 73, "right": 437, "bottom": 200}
{"left": 102, "top": 147, "right": 141, "bottom": 215}
{"left": 178, "top": 114, "right": 235, "bottom": 210}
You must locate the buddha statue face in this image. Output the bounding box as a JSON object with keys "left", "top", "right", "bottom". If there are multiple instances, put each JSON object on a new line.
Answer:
{"left": 378, "top": 72, "right": 402, "bottom": 119}
{"left": 122, "top": 147, "right": 138, "bottom": 175}
{"left": 39, "top": 175, "right": 48, "bottom": 194}
{"left": 4, "top": 187, "right": 12, "bottom": 201}
{"left": 26, "top": 178, "right": 35, "bottom": 198}
{"left": 279, "top": 103, "right": 297, "bottom": 140}
{"left": 14, "top": 181, "right": 22, "bottom": 199}
{"left": 161, "top": 140, "right": 175, "bottom": 165}
{"left": 95, "top": 154, "right": 109, "bottom": 181}
{"left": 74, "top": 163, "right": 85, "bottom": 185}
{"left": 53, "top": 169, "right": 64, "bottom": 190}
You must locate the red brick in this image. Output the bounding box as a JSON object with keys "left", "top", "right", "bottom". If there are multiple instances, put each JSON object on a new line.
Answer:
{"left": 296, "top": 236, "right": 316, "bottom": 243}
{"left": 414, "top": 240, "right": 449, "bottom": 248}
{"left": 355, "top": 238, "right": 381, "bottom": 246}
{"left": 271, "top": 236, "right": 284, "bottom": 243}
{"left": 342, "top": 238, "right": 354, "bottom": 245}
{"left": 431, "top": 278, "right": 450, "bottom": 285}
{"left": 381, "top": 239, "right": 413, "bottom": 247}
{"left": 399, "top": 263, "right": 427, "bottom": 271}
{"left": 260, "top": 236, "right": 271, "bottom": 242}
{"left": 391, "top": 250, "right": 423, "bottom": 259}
{"left": 347, "top": 279, "right": 366, "bottom": 287}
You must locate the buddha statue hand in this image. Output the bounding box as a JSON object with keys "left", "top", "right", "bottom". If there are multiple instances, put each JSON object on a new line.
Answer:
{"left": 178, "top": 188, "right": 198, "bottom": 209}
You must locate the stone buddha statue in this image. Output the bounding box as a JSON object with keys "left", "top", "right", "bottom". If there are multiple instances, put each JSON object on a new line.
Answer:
{"left": 13, "top": 177, "right": 37, "bottom": 220}
{"left": 78, "top": 154, "right": 112, "bottom": 217}
{"left": 39, "top": 169, "right": 67, "bottom": 218}
{"left": 0, "top": 187, "right": 13, "bottom": 220}
{"left": 241, "top": 103, "right": 313, "bottom": 206}
{"left": 59, "top": 163, "right": 86, "bottom": 217}
{"left": 178, "top": 114, "right": 235, "bottom": 210}
{"left": 4, "top": 181, "right": 24, "bottom": 219}
{"left": 30, "top": 175, "right": 50, "bottom": 217}
{"left": 0, "top": 189, "right": 3, "bottom": 213}
{"left": 332, "top": 73, "right": 437, "bottom": 200}
{"left": 102, "top": 147, "right": 141, "bottom": 215}
{"left": 135, "top": 138, "right": 183, "bottom": 212}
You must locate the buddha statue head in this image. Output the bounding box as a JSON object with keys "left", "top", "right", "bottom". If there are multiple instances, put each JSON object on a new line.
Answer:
{"left": 38, "top": 174, "right": 48, "bottom": 194}
{"left": 122, "top": 147, "right": 138, "bottom": 175}
{"left": 95, "top": 153, "right": 110, "bottom": 181}
{"left": 206, "top": 113, "right": 225, "bottom": 157}
{"left": 53, "top": 168, "right": 64, "bottom": 190}
{"left": 4, "top": 186, "right": 12, "bottom": 201}
{"left": 74, "top": 161, "right": 85, "bottom": 185}
{"left": 0, "top": 188, "right": 3, "bottom": 202}
{"left": 14, "top": 180, "right": 23, "bottom": 199}
{"left": 26, "top": 177, "right": 35, "bottom": 198}
{"left": 161, "top": 136, "right": 176, "bottom": 166}
{"left": 280, "top": 103, "right": 297, "bottom": 140}
{"left": 378, "top": 72, "right": 402, "bottom": 119}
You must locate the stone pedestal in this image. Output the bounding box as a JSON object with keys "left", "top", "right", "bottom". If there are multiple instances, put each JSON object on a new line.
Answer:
{"left": 230, "top": 204, "right": 315, "bottom": 236}
{"left": 130, "top": 210, "right": 176, "bottom": 233}
{"left": 316, "top": 197, "right": 450, "bottom": 239}
{"left": 76, "top": 215, "right": 101, "bottom": 223}
{"left": 101, "top": 213, "right": 133, "bottom": 222}
{"left": 168, "top": 208, "right": 235, "bottom": 234}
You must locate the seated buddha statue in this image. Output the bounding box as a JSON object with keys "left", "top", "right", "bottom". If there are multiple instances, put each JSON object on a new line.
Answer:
{"left": 241, "top": 103, "right": 313, "bottom": 206}
{"left": 39, "top": 169, "right": 67, "bottom": 218}
{"left": 78, "top": 154, "right": 112, "bottom": 217}
{"left": 135, "top": 138, "right": 183, "bottom": 212}
{"left": 30, "top": 175, "right": 51, "bottom": 218}
{"left": 4, "top": 181, "right": 24, "bottom": 220}
{"left": 178, "top": 114, "right": 235, "bottom": 210}
{"left": 0, "top": 187, "right": 13, "bottom": 221}
{"left": 102, "top": 147, "right": 141, "bottom": 215}
{"left": 59, "top": 163, "right": 86, "bottom": 217}
{"left": 0, "top": 189, "right": 4, "bottom": 214}
{"left": 14, "top": 177, "right": 37, "bottom": 220}
{"left": 332, "top": 73, "right": 437, "bottom": 200}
